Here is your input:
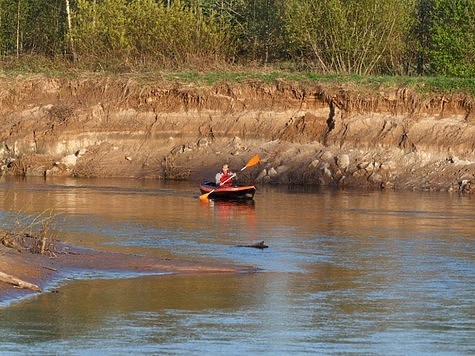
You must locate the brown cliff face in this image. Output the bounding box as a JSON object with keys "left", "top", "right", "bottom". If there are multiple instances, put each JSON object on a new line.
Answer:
{"left": 0, "top": 75, "right": 473, "bottom": 192}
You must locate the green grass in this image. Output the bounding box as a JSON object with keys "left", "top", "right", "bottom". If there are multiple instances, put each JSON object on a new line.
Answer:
{"left": 162, "top": 71, "right": 475, "bottom": 95}
{"left": 0, "top": 56, "right": 473, "bottom": 96}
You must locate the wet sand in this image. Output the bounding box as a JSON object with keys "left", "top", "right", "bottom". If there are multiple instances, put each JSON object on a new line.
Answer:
{"left": 0, "top": 237, "right": 258, "bottom": 304}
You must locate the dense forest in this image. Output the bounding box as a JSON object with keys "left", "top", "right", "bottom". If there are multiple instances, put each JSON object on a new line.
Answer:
{"left": 0, "top": 0, "right": 473, "bottom": 77}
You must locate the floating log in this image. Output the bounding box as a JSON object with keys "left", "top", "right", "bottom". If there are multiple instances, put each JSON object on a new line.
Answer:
{"left": 0, "top": 271, "right": 41, "bottom": 292}
{"left": 236, "top": 241, "right": 268, "bottom": 249}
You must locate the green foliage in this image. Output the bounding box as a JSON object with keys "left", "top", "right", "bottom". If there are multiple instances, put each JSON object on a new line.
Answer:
{"left": 70, "top": 0, "right": 234, "bottom": 67}
{"left": 23, "top": 0, "right": 67, "bottom": 56}
{"left": 72, "top": 0, "right": 131, "bottom": 59}
{"left": 0, "top": 0, "right": 66, "bottom": 56}
{"left": 233, "top": 0, "right": 287, "bottom": 64}
{"left": 427, "top": 0, "right": 475, "bottom": 77}
{"left": 283, "top": 0, "right": 415, "bottom": 75}
{"left": 0, "top": 0, "right": 19, "bottom": 54}
{"left": 0, "top": 0, "right": 473, "bottom": 78}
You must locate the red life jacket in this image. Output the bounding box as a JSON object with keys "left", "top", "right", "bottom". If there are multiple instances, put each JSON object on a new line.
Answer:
{"left": 219, "top": 171, "right": 233, "bottom": 187}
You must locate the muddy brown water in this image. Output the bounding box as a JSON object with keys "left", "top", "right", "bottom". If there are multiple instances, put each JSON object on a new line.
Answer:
{"left": 0, "top": 177, "right": 473, "bottom": 354}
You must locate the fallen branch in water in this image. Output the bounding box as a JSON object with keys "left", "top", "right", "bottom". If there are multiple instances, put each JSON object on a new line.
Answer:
{"left": 236, "top": 241, "right": 268, "bottom": 249}
{"left": 0, "top": 271, "right": 41, "bottom": 292}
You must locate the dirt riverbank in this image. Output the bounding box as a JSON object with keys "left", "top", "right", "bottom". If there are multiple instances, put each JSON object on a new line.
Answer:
{"left": 0, "top": 75, "right": 473, "bottom": 192}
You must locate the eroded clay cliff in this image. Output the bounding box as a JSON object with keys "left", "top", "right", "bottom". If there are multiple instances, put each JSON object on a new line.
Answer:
{"left": 0, "top": 75, "right": 473, "bottom": 192}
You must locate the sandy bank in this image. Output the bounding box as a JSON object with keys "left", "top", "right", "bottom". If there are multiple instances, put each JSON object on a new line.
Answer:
{"left": 0, "top": 235, "right": 258, "bottom": 305}
{"left": 0, "top": 76, "right": 473, "bottom": 193}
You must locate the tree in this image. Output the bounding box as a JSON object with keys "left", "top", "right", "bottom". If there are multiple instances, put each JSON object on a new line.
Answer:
{"left": 23, "top": 0, "right": 67, "bottom": 56}
{"left": 65, "top": 0, "right": 76, "bottom": 61}
{"left": 0, "top": 0, "right": 68, "bottom": 57}
{"left": 71, "top": 0, "right": 130, "bottom": 60}
{"left": 232, "top": 0, "right": 286, "bottom": 65}
{"left": 71, "top": 0, "right": 234, "bottom": 66}
{"left": 283, "top": 0, "right": 415, "bottom": 75}
{"left": 426, "top": 0, "right": 475, "bottom": 77}
{"left": 16, "top": 0, "right": 20, "bottom": 57}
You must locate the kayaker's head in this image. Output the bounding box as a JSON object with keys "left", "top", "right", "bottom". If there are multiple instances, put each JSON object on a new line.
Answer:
{"left": 222, "top": 164, "right": 229, "bottom": 172}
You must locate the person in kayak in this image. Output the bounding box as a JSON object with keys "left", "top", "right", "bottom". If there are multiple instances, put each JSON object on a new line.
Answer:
{"left": 215, "top": 164, "right": 236, "bottom": 187}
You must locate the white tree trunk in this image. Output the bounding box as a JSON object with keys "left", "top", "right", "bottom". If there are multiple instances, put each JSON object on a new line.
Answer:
{"left": 65, "top": 0, "right": 77, "bottom": 61}
{"left": 16, "top": 0, "right": 21, "bottom": 58}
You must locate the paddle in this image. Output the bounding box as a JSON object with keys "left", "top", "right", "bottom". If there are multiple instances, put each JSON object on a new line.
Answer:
{"left": 199, "top": 155, "right": 260, "bottom": 201}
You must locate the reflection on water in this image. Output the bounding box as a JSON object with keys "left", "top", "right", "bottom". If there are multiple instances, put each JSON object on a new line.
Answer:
{"left": 0, "top": 177, "right": 474, "bottom": 354}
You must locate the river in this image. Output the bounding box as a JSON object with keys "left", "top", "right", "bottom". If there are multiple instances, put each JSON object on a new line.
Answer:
{"left": 0, "top": 177, "right": 473, "bottom": 354}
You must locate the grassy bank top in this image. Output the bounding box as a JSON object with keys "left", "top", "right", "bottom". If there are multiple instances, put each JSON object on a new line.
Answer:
{"left": 161, "top": 71, "right": 475, "bottom": 96}
{"left": 1, "top": 58, "right": 474, "bottom": 97}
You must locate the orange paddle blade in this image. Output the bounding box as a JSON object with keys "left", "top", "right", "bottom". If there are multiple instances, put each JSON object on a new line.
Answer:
{"left": 199, "top": 192, "right": 211, "bottom": 201}
{"left": 245, "top": 155, "right": 260, "bottom": 168}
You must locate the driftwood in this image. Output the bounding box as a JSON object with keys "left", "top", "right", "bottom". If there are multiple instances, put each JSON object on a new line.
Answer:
{"left": 236, "top": 241, "right": 268, "bottom": 249}
{"left": 0, "top": 271, "right": 41, "bottom": 292}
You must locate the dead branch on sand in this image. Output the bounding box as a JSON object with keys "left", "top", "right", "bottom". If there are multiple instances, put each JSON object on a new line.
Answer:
{"left": 0, "top": 271, "right": 41, "bottom": 292}
{"left": 0, "top": 209, "right": 62, "bottom": 293}
{"left": 11, "top": 208, "right": 61, "bottom": 256}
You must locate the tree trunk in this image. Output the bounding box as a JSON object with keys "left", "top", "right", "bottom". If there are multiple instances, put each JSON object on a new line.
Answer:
{"left": 65, "top": 0, "right": 77, "bottom": 61}
{"left": 16, "top": 0, "right": 21, "bottom": 58}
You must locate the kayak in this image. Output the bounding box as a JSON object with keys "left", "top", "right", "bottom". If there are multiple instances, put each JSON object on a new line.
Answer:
{"left": 199, "top": 181, "right": 256, "bottom": 200}
{"left": 200, "top": 181, "right": 256, "bottom": 200}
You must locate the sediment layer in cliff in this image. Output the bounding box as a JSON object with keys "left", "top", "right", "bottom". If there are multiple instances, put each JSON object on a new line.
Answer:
{"left": 0, "top": 75, "right": 473, "bottom": 192}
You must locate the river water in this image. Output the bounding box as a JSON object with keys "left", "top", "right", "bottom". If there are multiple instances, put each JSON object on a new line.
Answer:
{"left": 0, "top": 177, "right": 473, "bottom": 354}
